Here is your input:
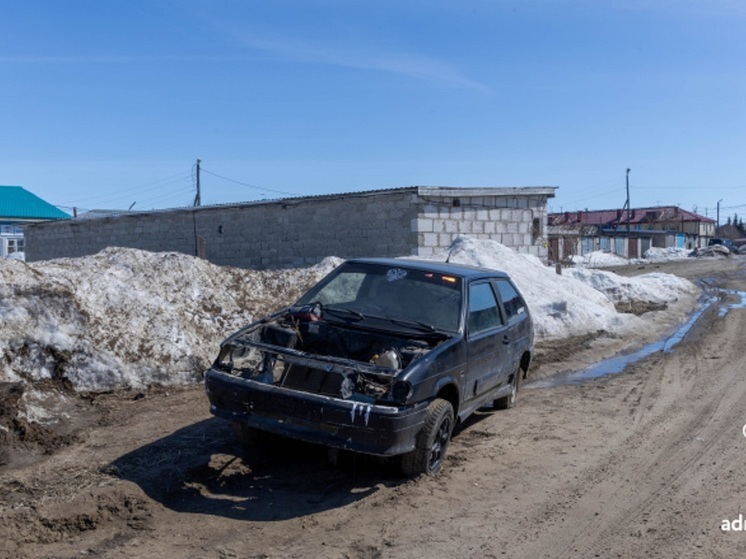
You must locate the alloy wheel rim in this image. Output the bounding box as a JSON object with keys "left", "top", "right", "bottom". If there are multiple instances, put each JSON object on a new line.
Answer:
{"left": 429, "top": 416, "right": 452, "bottom": 471}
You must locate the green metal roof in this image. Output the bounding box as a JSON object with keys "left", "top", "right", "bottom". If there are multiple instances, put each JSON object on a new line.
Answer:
{"left": 0, "top": 186, "right": 70, "bottom": 220}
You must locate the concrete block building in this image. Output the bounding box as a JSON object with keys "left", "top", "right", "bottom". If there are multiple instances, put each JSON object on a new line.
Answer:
{"left": 26, "top": 186, "right": 557, "bottom": 268}
{"left": 547, "top": 206, "right": 716, "bottom": 261}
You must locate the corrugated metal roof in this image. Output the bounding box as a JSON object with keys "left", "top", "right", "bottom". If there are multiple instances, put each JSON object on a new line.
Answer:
{"left": 0, "top": 186, "right": 70, "bottom": 220}
{"left": 548, "top": 206, "right": 715, "bottom": 226}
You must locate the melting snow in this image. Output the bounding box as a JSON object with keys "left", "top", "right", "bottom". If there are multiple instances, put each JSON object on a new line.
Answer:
{"left": 429, "top": 237, "right": 697, "bottom": 341}
{"left": 0, "top": 238, "right": 698, "bottom": 392}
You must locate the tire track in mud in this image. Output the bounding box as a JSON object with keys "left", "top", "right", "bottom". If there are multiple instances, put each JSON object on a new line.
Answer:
{"left": 511, "top": 306, "right": 746, "bottom": 559}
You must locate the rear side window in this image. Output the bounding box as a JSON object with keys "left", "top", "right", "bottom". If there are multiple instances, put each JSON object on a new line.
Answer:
{"left": 468, "top": 282, "right": 503, "bottom": 334}
{"left": 494, "top": 279, "right": 526, "bottom": 322}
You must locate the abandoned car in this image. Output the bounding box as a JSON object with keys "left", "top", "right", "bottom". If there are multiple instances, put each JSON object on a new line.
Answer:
{"left": 204, "top": 258, "right": 533, "bottom": 474}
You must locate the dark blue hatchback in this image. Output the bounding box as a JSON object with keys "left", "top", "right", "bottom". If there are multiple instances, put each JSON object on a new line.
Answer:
{"left": 205, "top": 258, "right": 533, "bottom": 475}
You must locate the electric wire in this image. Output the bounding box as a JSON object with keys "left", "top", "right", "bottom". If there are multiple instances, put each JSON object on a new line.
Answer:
{"left": 52, "top": 170, "right": 194, "bottom": 210}
{"left": 200, "top": 168, "right": 297, "bottom": 197}
{"left": 68, "top": 170, "right": 192, "bottom": 205}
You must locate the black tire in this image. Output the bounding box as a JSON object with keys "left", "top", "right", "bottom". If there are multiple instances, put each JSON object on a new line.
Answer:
{"left": 494, "top": 367, "right": 520, "bottom": 410}
{"left": 401, "top": 398, "right": 454, "bottom": 476}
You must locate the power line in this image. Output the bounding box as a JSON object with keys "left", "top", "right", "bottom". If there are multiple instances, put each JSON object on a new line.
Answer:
{"left": 642, "top": 186, "right": 746, "bottom": 190}
{"left": 201, "top": 168, "right": 296, "bottom": 197}
{"left": 721, "top": 203, "right": 746, "bottom": 210}
{"left": 83, "top": 171, "right": 192, "bottom": 203}
{"left": 134, "top": 187, "right": 194, "bottom": 208}
{"left": 554, "top": 187, "right": 626, "bottom": 209}
{"left": 53, "top": 170, "right": 193, "bottom": 209}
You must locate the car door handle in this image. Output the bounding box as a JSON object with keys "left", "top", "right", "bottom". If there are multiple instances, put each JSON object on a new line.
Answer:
{"left": 502, "top": 335, "right": 510, "bottom": 345}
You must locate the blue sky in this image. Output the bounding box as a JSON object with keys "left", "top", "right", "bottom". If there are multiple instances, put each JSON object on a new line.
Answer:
{"left": 2, "top": 0, "right": 745, "bottom": 220}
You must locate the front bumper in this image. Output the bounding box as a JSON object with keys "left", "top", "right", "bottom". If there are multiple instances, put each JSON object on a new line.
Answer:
{"left": 204, "top": 368, "right": 429, "bottom": 456}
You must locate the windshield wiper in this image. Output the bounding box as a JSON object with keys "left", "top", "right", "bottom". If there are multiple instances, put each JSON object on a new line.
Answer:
{"left": 388, "top": 317, "right": 442, "bottom": 334}
{"left": 323, "top": 305, "right": 365, "bottom": 322}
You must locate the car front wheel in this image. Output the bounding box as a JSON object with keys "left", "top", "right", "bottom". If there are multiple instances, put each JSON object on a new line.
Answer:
{"left": 401, "top": 398, "right": 454, "bottom": 476}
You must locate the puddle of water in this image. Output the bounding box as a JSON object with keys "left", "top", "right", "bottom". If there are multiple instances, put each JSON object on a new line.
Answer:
{"left": 718, "top": 289, "right": 746, "bottom": 317}
{"left": 528, "top": 294, "right": 718, "bottom": 389}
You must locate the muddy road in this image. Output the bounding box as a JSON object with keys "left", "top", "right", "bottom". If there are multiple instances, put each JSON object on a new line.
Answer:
{"left": 2, "top": 256, "right": 745, "bottom": 559}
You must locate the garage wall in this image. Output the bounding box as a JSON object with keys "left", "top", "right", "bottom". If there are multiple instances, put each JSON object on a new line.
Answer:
{"left": 411, "top": 190, "right": 550, "bottom": 258}
{"left": 25, "top": 187, "right": 555, "bottom": 268}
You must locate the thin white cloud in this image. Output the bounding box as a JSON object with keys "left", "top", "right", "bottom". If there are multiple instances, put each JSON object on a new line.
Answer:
{"left": 0, "top": 46, "right": 487, "bottom": 92}
{"left": 242, "top": 34, "right": 488, "bottom": 92}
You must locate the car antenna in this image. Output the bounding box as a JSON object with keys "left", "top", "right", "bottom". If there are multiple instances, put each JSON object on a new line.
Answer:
{"left": 445, "top": 248, "right": 454, "bottom": 263}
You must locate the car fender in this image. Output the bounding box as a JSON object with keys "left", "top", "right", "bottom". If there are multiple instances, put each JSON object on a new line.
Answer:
{"left": 430, "top": 374, "right": 463, "bottom": 412}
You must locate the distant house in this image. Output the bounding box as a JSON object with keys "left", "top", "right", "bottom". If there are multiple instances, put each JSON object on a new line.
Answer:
{"left": 547, "top": 206, "right": 716, "bottom": 262}
{"left": 0, "top": 186, "right": 70, "bottom": 258}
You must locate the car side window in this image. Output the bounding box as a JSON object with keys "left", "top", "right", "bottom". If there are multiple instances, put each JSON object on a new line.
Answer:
{"left": 494, "top": 279, "right": 526, "bottom": 322}
{"left": 468, "top": 282, "right": 503, "bottom": 334}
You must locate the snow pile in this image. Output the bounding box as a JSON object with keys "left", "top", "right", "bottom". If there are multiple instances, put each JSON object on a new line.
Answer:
{"left": 433, "top": 237, "right": 697, "bottom": 341}
{"left": 571, "top": 247, "right": 694, "bottom": 267}
{"left": 0, "top": 248, "right": 339, "bottom": 391}
{"left": 570, "top": 251, "right": 629, "bottom": 268}
{"left": 0, "top": 240, "right": 698, "bottom": 393}
{"left": 643, "top": 247, "right": 691, "bottom": 261}
{"left": 564, "top": 268, "right": 697, "bottom": 308}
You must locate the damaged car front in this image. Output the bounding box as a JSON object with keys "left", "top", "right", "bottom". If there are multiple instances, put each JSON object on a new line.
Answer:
{"left": 204, "top": 259, "right": 468, "bottom": 469}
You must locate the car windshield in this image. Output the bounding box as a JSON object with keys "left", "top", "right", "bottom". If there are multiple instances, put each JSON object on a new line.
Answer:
{"left": 297, "top": 262, "right": 463, "bottom": 332}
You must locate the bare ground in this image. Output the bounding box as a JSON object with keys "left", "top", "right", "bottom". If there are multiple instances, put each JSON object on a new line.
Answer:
{"left": 2, "top": 256, "right": 745, "bottom": 559}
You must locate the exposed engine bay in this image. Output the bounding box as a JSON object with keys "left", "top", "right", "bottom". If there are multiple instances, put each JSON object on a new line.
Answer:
{"left": 213, "top": 306, "right": 444, "bottom": 403}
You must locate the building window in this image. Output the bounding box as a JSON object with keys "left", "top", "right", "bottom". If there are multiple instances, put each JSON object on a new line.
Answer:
{"left": 0, "top": 225, "right": 22, "bottom": 235}
{"left": 532, "top": 217, "right": 541, "bottom": 242}
{"left": 5, "top": 238, "right": 24, "bottom": 254}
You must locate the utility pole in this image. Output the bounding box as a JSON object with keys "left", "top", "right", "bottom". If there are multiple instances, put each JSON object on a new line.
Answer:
{"left": 194, "top": 158, "right": 202, "bottom": 207}
{"left": 625, "top": 168, "right": 631, "bottom": 257}
{"left": 717, "top": 199, "right": 722, "bottom": 231}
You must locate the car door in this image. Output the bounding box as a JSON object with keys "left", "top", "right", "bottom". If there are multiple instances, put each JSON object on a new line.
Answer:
{"left": 464, "top": 280, "right": 512, "bottom": 402}
{"left": 492, "top": 277, "right": 531, "bottom": 370}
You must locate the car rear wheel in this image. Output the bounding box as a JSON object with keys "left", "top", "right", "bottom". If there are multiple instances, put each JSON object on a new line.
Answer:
{"left": 494, "top": 367, "right": 520, "bottom": 410}
{"left": 401, "top": 398, "right": 454, "bottom": 476}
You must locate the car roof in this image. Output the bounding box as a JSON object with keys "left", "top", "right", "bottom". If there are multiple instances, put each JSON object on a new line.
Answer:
{"left": 346, "top": 257, "right": 510, "bottom": 280}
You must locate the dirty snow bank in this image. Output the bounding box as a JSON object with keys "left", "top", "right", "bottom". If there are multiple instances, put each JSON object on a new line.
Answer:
{"left": 0, "top": 248, "right": 339, "bottom": 391}
{"left": 571, "top": 247, "right": 692, "bottom": 268}
{"left": 643, "top": 247, "right": 692, "bottom": 262}
{"left": 0, "top": 240, "right": 698, "bottom": 393}
{"left": 570, "top": 251, "right": 629, "bottom": 268}
{"left": 564, "top": 268, "right": 697, "bottom": 308}
{"left": 431, "top": 236, "right": 698, "bottom": 341}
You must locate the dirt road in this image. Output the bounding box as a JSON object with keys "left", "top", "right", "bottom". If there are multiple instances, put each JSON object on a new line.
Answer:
{"left": 2, "top": 257, "right": 745, "bottom": 559}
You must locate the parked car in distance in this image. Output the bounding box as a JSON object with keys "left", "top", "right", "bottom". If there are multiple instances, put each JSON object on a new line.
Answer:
{"left": 204, "top": 258, "right": 533, "bottom": 475}
{"left": 708, "top": 238, "right": 739, "bottom": 254}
